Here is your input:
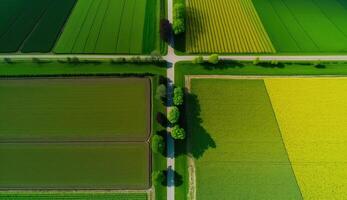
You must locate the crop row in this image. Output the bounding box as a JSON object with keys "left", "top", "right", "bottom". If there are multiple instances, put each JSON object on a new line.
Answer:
{"left": 186, "top": 0, "right": 275, "bottom": 53}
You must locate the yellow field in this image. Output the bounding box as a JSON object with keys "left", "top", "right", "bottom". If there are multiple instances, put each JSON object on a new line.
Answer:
{"left": 186, "top": 0, "right": 275, "bottom": 53}
{"left": 265, "top": 78, "right": 347, "bottom": 199}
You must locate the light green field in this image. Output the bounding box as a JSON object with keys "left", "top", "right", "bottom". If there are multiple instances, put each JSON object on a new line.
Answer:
{"left": 0, "top": 78, "right": 150, "bottom": 142}
{"left": 186, "top": 0, "right": 274, "bottom": 53}
{"left": 187, "top": 79, "right": 301, "bottom": 199}
{"left": 265, "top": 78, "right": 347, "bottom": 199}
{"left": 0, "top": 143, "right": 149, "bottom": 189}
{"left": 54, "top": 0, "right": 157, "bottom": 54}
{"left": 253, "top": 0, "right": 347, "bottom": 53}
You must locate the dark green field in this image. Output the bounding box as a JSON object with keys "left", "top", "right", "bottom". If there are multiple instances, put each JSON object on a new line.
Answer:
{"left": 0, "top": 192, "right": 147, "bottom": 200}
{"left": 0, "top": 143, "right": 149, "bottom": 189}
{"left": 0, "top": 78, "right": 150, "bottom": 142}
{"left": 0, "top": 77, "right": 152, "bottom": 190}
{"left": 0, "top": 0, "right": 76, "bottom": 53}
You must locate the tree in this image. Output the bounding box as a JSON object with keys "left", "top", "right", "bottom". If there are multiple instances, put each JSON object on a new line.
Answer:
{"left": 173, "top": 3, "right": 185, "bottom": 35}
{"left": 156, "top": 84, "right": 167, "bottom": 100}
{"left": 208, "top": 54, "right": 219, "bottom": 64}
{"left": 160, "top": 19, "right": 172, "bottom": 42}
{"left": 193, "top": 56, "right": 204, "bottom": 64}
{"left": 173, "top": 87, "right": 184, "bottom": 106}
{"left": 253, "top": 57, "right": 260, "bottom": 65}
{"left": 171, "top": 125, "right": 186, "bottom": 140}
{"left": 168, "top": 106, "right": 180, "bottom": 124}
{"left": 151, "top": 135, "right": 165, "bottom": 154}
{"left": 152, "top": 170, "right": 165, "bottom": 186}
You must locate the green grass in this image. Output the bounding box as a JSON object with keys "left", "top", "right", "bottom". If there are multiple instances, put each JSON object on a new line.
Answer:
{"left": 0, "top": 0, "right": 76, "bottom": 53}
{"left": 187, "top": 79, "right": 301, "bottom": 199}
{"left": 0, "top": 192, "right": 147, "bottom": 200}
{"left": 0, "top": 78, "right": 150, "bottom": 142}
{"left": 55, "top": 0, "right": 159, "bottom": 54}
{"left": 175, "top": 61, "right": 347, "bottom": 85}
{"left": 253, "top": 0, "right": 347, "bottom": 53}
{"left": 0, "top": 143, "right": 149, "bottom": 189}
{"left": 0, "top": 61, "right": 166, "bottom": 76}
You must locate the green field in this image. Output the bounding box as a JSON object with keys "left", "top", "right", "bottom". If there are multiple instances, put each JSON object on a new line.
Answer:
{"left": 187, "top": 79, "right": 301, "bottom": 199}
{"left": 0, "top": 77, "right": 152, "bottom": 190}
{"left": 185, "top": 0, "right": 274, "bottom": 54}
{"left": 253, "top": 0, "right": 347, "bottom": 53}
{"left": 54, "top": 0, "right": 158, "bottom": 54}
{"left": 0, "top": 143, "right": 149, "bottom": 189}
{"left": 0, "top": 0, "right": 76, "bottom": 53}
{"left": 0, "top": 78, "right": 150, "bottom": 142}
{"left": 0, "top": 192, "right": 147, "bottom": 200}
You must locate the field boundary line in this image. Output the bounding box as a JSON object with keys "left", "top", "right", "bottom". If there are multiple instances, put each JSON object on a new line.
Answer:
{"left": 186, "top": 75, "right": 347, "bottom": 80}
{"left": 184, "top": 76, "right": 197, "bottom": 200}
{"left": 263, "top": 81, "right": 304, "bottom": 199}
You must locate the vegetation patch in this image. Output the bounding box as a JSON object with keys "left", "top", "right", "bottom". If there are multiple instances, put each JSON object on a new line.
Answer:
{"left": 54, "top": 0, "right": 158, "bottom": 54}
{"left": 265, "top": 78, "right": 347, "bottom": 199}
{"left": 0, "top": 0, "right": 76, "bottom": 53}
{"left": 0, "top": 76, "right": 152, "bottom": 190}
{"left": 253, "top": 0, "right": 347, "bottom": 53}
{"left": 187, "top": 79, "right": 301, "bottom": 199}
{"left": 185, "top": 0, "right": 275, "bottom": 53}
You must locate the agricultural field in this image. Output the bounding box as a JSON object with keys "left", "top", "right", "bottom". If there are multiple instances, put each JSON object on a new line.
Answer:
{"left": 0, "top": 192, "right": 148, "bottom": 200}
{"left": 0, "top": 77, "right": 151, "bottom": 189}
{"left": 185, "top": 0, "right": 275, "bottom": 54}
{"left": 186, "top": 79, "right": 301, "bottom": 199}
{"left": 54, "top": 0, "right": 158, "bottom": 54}
{"left": 0, "top": 0, "right": 76, "bottom": 53}
{"left": 265, "top": 78, "right": 347, "bottom": 199}
{"left": 187, "top": 77, "right": 347, "bottom": 199}
{"left": 253, "top": 0, "right": 347, "bottom": 53}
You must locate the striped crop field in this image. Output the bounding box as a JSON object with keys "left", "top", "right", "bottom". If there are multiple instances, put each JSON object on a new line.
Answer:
{"left": 186, "top": 0, "right": 275, "bottom": 54}
{"left": 54, "top": 0, "right": 157, "bottom": 54}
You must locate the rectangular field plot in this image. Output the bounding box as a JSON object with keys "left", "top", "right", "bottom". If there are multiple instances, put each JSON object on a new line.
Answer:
{"left": 265, "top": 78, "right": 347, "bottom": 199}
{"left": 253, "top": 0, "right": 347, "bottom": 53}
{"left": 0, "top": 78, "right": 150, "bottom": 142}
{"left": 54, "top": 0, "right": 157, "bottom": 54}
{"left": 0, "top": 77, "right": 152, "bottom": 190}
{"left": 187, "top": 79, "right": 301, "bottom": 200}
{"left": 0, "top": 0, "right": 76, "bottom": 53}
{"left": 0, "top": 143, "right": 149, "bottom": 189}
{"left": 186, "top": 0, "right": 275, "bottom": 53}
{"left": 0, "top": 192, "right": 148, "bottom": 200}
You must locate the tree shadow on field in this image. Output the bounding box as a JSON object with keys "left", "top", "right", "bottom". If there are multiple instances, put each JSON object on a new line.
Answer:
{"left": 202, "top": 60, "right": 245, "bottom": 70}
{"left": 185, "top": 93, "right": 216, "bottom": 159}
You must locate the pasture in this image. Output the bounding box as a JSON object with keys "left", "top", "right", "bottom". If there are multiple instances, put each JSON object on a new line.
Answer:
{"left": 0, "top": 77, "right": 152, "bottom": 190}
{"left": 253, "top": 0, "right": 347, "bottom": 53}
{"left": 265, "top": 78, "right": 347, "bottom": 199}
{"left": 54, "top": 0, "right": 158, "bottom": 54}
{"left": 0, "top": 0, "right": 76, "bottom": 53}
{"left": 185, "top": 0, "right": 275, "bottom": 54}
{"left": 187, "top": 78, "right": 301, "bottom": 199}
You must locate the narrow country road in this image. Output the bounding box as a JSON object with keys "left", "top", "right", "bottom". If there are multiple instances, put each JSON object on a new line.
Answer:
{"left": 166, "top": 1, "right": 175, "bottom": 200}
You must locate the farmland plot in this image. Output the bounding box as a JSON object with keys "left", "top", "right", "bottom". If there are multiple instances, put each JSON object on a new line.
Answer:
{"left": 253, "top": 0, "right": 347, "bottom": 53}
{"left": 54, "top": 0, "right": 157, "bottom": 54}
{"left": 0, "top": 0, "right": 76, "bottom": 53}
{"left": 187, "top": 79, "right": 301, "bottom": 199}
{"left": 266, "top": 78, "right": 347, "bottom": 199}
{"left": 0, "top": 77, "right": 152, "bottom": 190}
{"left": 186, "top": 0, "right": 275, "bottom": 53}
